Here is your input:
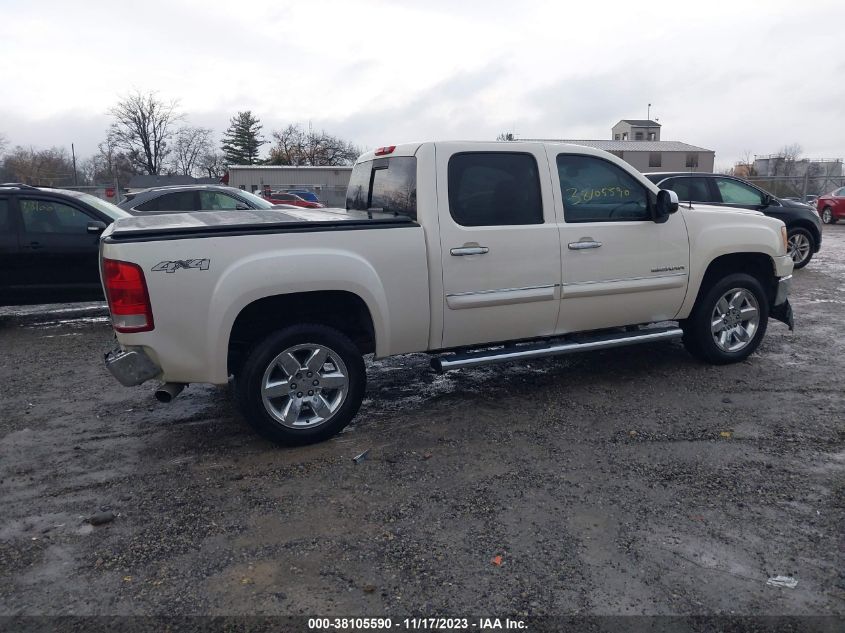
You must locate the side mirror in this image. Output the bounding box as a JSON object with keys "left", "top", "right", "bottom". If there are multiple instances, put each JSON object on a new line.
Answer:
{"left": 760, "top": 193, "right": 773, "bottom": 206}
{"left": 235, "top": 204, "right": 250, "bottom": 210}
{"left": 654, "top": 189, "right": 679, "bottom": 223}
{"left": 87, "top": 220, "right": 107, "bottom": 234}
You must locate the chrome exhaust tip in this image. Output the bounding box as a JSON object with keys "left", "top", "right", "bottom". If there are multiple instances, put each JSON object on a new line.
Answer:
{"left": 154, "top": 382, "right": 186, "bottom": 403}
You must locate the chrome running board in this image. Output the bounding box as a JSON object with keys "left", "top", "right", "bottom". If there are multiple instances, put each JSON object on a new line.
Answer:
{"left": 431, "top": 326, "right": 683, "bottom": 373}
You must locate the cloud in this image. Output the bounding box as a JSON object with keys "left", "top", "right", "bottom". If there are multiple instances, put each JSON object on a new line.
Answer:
{"left": 1, "top": 0, "right": 844, "bottom": 165}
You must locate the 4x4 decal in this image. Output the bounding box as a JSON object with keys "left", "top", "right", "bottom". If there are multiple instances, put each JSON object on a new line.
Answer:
{"left": 151, "top": 259, "right": 210, "bottom": 273}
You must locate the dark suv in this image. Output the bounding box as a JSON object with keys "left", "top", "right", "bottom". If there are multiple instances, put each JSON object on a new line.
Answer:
{"left": 118, "top": 185, "right": 295, "bottom": 214}
{"left": 0, "top": 184, "right": 130, "bottom": 305}
{"left": 644, "top": 173, "right": 823, "bottom": 269}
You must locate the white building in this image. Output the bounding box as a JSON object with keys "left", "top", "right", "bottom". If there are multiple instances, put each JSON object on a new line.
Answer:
{"left": 523, "top": 119, "right": 715, "bottom": 173}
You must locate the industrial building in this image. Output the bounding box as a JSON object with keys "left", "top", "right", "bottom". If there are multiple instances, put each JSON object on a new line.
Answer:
{"left": 524, "top": 119, "right": 715, "bottom": 173}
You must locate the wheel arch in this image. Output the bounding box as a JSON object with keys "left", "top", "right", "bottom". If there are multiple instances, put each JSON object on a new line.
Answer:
{"left": 684, "top": 252, "right": 778, "bottom": 319}
{"left": 227, "top": 290, "right": 376, "bottom": 377}
{"left": 787, "top": 219, "right": 820, "bottom": 245}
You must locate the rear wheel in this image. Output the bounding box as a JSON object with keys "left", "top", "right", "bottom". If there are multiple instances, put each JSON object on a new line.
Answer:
{"left": 786, "top": 227, "right": 814, "bottom": 269}
{"left": 235, "top": 324, "right": 365, "bottom": 445}
{"left": 682, "top": 273, "right": 769, "bottom": 365}
{"left": 821, "top": 207, "right": 836, "bottom": 224}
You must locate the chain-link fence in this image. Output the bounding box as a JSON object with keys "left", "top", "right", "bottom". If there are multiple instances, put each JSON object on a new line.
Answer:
{"left": 744, "top": 175, "right": 845, "bottom": 200}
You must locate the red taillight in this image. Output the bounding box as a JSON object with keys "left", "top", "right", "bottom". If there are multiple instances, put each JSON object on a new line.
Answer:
{"left": 102, "top": 258, "right": 154, "bottom": 333}
{"left": 374, "top": 145, "right": 396, "bottom": 156}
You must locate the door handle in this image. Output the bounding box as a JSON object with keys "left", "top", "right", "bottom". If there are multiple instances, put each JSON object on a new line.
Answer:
{"left": 450, "top": 246, "right": 489, "bottom": 256}
{"left": 568, "top": 240, "right": 602, "bottom": 250}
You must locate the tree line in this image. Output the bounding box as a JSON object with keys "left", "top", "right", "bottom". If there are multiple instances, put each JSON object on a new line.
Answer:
{"left": 0, "top": 90, "right": 362, "bottom": 188}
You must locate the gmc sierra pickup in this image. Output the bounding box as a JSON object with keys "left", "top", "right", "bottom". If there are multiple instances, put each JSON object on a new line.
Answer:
{"left": 100, "top": 142, "right": 794, "bottom": 445}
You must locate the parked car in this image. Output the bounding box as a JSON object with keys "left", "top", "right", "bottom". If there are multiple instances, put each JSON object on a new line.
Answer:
{"left": 645, "top": 173, "right": 822, "bottom": 269}
{"left": 257, "top": 190, "right": 324, "bottom": 208}
{"left": 101, "top": 141, "right": 793, "bottom": 446}
{"left": 287, "top": 190, "right": 321, "bottom": 203}
{"left": 118, "top": 185, "right": 298, "bottom": 215}
{"left": 815, "top": 187, "right": 845, "bottom": 224}
{"left": 0, "top": 183, "right": 130, "bottom": 305}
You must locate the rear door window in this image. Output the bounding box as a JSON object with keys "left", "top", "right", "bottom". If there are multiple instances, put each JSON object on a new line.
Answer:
{"left": 447, "top": 152, "right": 541, "bottom": 226}
{"left": 136, "top": 191, "right": 196, "bottom": 212}
{"left": 661, "top": 177, "right": 713, "bottom": 203}
{"left": 346, "top": 156, "right": 417, "bottom": 220}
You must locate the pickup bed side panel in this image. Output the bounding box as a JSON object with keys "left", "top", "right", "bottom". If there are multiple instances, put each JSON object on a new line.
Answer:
{"left": 104, "top": 227, "right": 430, "bottom": 384}
{"left": 678, "top": 209, "right": 792, "bottom": 319}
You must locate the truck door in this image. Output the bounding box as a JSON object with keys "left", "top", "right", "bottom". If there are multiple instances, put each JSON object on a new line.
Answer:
{"left": 549, "top": 151, "right": 690, "bottom": 333}
{"left": 437, "top": 143, "right": 562, "bottom": 349}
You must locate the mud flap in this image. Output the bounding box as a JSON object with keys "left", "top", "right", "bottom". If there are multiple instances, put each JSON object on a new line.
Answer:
{"left": 771, "top": 299, "right": 794, "bottom": 331}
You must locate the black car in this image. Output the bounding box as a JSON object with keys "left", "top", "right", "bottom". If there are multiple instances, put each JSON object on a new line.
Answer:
{"left": 117, "top": 184, "right": 297, "bottom": 215}
{"left": 645, "top": 173, "right": 823, "bottom": 269}
{"left": 0, "top": 183, "right": 130, "bottom": 306}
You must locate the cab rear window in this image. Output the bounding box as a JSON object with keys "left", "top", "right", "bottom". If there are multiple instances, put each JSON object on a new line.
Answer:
{"left": 346, "top": 156, "right": 417, "bottom": 220}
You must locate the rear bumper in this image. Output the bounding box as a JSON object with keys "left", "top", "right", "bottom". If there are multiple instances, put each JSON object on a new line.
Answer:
{"left": 104, "top": 345, "right": 161, "bottom": 386}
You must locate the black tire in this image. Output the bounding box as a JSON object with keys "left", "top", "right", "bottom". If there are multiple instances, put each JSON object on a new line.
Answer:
{"left": 786, "top": 227, "right": 814, "bottom": 269}
{"left": 682, "top": 273, "right": 769, "bottom": 365}
{"left": 821, "top": 207, "right": 836, "bottom": 224}
{"left": 235, "top": 324, "right": 366, "bottom": 446}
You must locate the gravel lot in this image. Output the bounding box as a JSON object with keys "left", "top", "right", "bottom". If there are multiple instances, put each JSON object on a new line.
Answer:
{"left": 1, "top": 226, "right": 843, "bottom": 618}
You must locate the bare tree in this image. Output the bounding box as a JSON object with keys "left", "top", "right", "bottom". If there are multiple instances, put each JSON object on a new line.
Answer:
{"left": 81, "top": 136, "right": 140, "bottom": 188}
{"left": 198, "top": 150, "right": 226, "bottom": 178}
{"left": 108, "top": 90, "right": 182, "bottom": 175}
{"left": 171, "top": 126, "right": 213, "bottom": 176}
{"left": 0, "top": 133, "right": 7, "bottom": 156}
{"left": 733, "top": 149, "right": 757, "bottom": 178}
{"left": 267, "top": 123, "right": 360, "bottom": 166}
{"left": 1, "top": 146, "right": 76, "bottom": 186}
{"left": 496, "top": 132, "right": 515, "bottom": 141}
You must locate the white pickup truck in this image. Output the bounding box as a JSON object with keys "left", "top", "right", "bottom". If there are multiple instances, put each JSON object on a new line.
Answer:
{"left": 100, "top": 141, "right": 794, "bottom": 445}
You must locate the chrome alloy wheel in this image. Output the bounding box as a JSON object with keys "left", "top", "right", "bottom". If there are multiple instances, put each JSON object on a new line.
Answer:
{"left": 787, "top": 232, "right": 811, "bottom": 264}
{"left": 822, "top": 207, "right": 832, "bottom": 224}
{"left": 711, "top": 288, "right": 760, "bottom": 353}
{"left": 261, "top": 344, "right": 349, "bottom": 428}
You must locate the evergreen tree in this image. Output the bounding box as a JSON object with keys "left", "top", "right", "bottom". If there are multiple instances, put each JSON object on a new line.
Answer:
{"left": 221, "top": 111, "right": 266, "bottom": 165}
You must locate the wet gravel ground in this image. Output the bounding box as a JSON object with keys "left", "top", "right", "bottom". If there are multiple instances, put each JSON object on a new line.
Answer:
{"left": 1, "top": 227, "right": 843, "bottom": 618}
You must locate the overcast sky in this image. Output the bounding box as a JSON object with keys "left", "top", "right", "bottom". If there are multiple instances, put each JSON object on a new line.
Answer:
{"left": 1, "top": 0, "right": 842, "bottom": 169}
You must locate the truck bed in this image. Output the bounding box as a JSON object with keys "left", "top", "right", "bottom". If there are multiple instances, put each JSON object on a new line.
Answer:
{"left": 105, "top": 208, "right": 416, "bottom": 242}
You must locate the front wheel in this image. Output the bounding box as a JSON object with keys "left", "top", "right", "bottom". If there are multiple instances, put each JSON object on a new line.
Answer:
{"left": 821, "top": 207, "right": 836, "bottom": 224}
{"left": 682, "top": 273, "right": 769, "bottom": 365}
{"left": 786, "top": 227, "right": 814, "bottom": 269}
{"left": 235, "top": 324, "right": 366, "bottom": 445}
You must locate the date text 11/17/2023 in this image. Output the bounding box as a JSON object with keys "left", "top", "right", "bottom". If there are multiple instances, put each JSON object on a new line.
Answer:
{"left": 307, "top": 617, "right": 527, "bottom": 630}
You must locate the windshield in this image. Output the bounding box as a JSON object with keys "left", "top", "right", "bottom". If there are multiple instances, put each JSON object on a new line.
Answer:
{"left": 77, "top": 193, "right": 131, "bottom": 220}
{"left": 236, "top": 189, "right": 274, "bottom": 209}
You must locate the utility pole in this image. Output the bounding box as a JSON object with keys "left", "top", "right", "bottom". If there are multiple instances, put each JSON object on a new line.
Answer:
{"left": 71, "top": 143, "right": 78, "bottom": 186}
{"left": 647, "top": 103, "right": 652, "bottom": 120}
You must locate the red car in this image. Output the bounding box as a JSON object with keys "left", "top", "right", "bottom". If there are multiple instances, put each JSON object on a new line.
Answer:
{"left": 259, "top": 190, "right": 323, "bottom": 208}
{"left": 816, "top": 186, "right": 845, "bottom": 224}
